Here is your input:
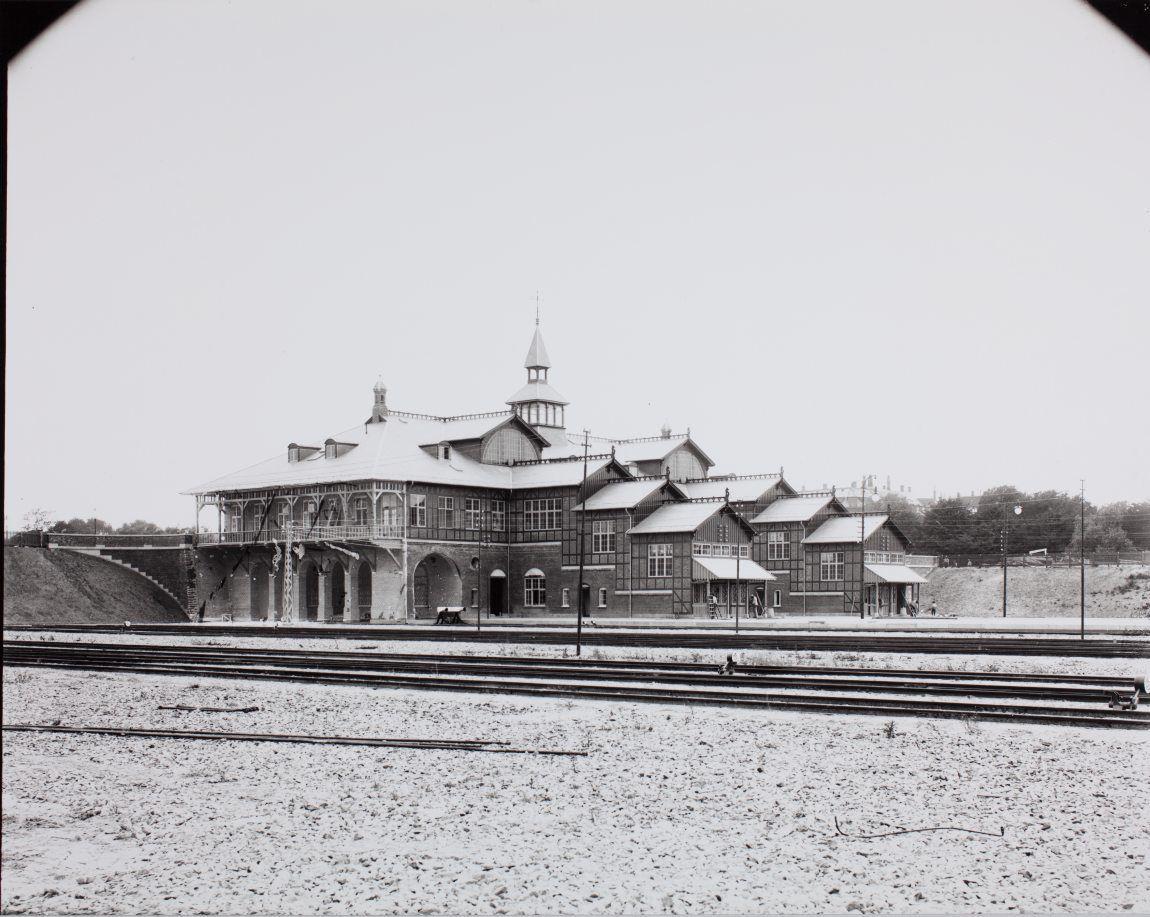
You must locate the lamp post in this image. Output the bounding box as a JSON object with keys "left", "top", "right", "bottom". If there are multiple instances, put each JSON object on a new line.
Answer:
{"left": 1079, "top": 480, "right": 1086, "bottom": 640}
{"left": 1002, "top": 502, "right": 1022, "bottom": 617}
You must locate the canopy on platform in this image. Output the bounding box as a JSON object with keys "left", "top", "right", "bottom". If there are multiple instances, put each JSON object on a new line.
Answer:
{"left": 692, "top": 557, "right": 776, "bottom": 581}
{"left": 864, "top": 563, "right": 926, "bottom": 584}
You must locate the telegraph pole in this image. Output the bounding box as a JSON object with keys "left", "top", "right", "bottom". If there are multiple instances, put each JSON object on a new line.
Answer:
{"left": 858, "top": 477, "right": 866, "bottom": 619}
{"left": 476, "top": 509, "right": 483, "bottom": 634}
{"left": 1080, "top": 479, "right": 1086, "bottom": 640}
{"left": 575, "top": 430, "right": 590, "bottom": 657}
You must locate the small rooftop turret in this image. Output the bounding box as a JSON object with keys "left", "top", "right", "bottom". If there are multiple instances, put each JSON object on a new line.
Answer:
{"left": 370, "top": 376, "right": 389, "bottom": 423}
{"left": 507, "top": 311, "right": 567, "bottom": 431}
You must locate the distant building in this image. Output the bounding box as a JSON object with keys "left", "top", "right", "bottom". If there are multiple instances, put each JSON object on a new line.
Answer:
{"left": 186, "top": 320, "right": 922, "bottom": 621}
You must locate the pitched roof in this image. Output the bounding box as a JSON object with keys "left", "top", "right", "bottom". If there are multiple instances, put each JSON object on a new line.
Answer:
{"left": 524, "top": 327, "right": 551, "bottom": 368}
{"left": 680, "top": 475, "right": 781, "bottom": 503}
{"left": 573, "top": 478, "right": 683, "bottom": 511}
{"left": 628, "top": 501, "right": 723, "bottom": 534}
{"left": 610, "top": 436, "right": 715, "bottom": 469}
{"left": 752, "top": 494, "right": 837, "bottom": 524}
{"left": 803, "top": 514, "right": 889, "bottom": 544}
{"left": 415, "top": 412, "right": 547, "bottom": 447}
{"left": 509, "top": 458, "right": 619, "bottom": 489}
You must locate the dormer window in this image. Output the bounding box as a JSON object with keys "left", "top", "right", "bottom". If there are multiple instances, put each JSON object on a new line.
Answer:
{"left": 439, "top": 442, "right": 451, "bottom": 460}
{"left": 288, "top": 445, "right": 300, "bottom": 463}
{"left": 325, "top": 441, "right": 337, "bottom": 460}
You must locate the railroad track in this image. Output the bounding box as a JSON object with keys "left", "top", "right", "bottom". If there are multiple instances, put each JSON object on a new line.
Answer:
{"left": 4, "top": 623, "right": 1147, "bottom": 657}
{"left": 5, "top": 641, "right": 1147, "bottom": 730}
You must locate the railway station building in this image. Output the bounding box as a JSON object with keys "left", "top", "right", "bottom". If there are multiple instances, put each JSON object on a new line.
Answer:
{"left": 186, "top": 321, "right": 924, "bottom": 621}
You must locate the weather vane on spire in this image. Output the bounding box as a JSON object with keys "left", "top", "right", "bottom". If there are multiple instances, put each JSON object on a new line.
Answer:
{"left": 534, "top": 290, "right": 542, "bottom": 326}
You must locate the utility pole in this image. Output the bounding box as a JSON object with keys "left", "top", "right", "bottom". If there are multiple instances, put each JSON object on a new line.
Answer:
{"left": 476, "top": 508, "right": 483, "bottom": 634}
{"left": 1080, "top": 479, "right": 1086, "bottom": 640}
{"left": 1002, "top": 500, "right": 1022, "bottom": 617}
{"left": 858, "top": 477, "right": 866, "bottom": 619}
{"left": 575, "top": 430, "right": 590, "bottom": 657}
{"left": 731, "top": 490, "right": 741, "bottom": 635}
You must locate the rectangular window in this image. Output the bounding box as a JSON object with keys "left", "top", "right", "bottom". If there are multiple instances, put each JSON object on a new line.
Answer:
{"left": 773, "top": 589, "right": 782, "bottom": 608}
{"left": 352, "top": 497, "right": 370, "bottom": 526}
{"left": 719, "top": 545, "right": 732, "bottom": 557}
{"left": 598, "top": 587, "right": 607, "bottom": 608}
{"left": 438, "top": 496, "right": 455, "bottom": 529}
{"left": 647, "top": 543, "right": 673, "bottom": 578}
{"left": 820, "top": 551, "right": 845, "bottom": 582}
{"left": 491, "top": 499, "right": 505, "bottom": 532}
{"left": 464, "top": 498, "right": 481, "bottom": 530}
{"left": 525, "top": 575, "right": 547, "bottom": 607}
{"left": 739, "top": 545, "right": 749, "bottom": 558}
{"left": 276, "top": 503, "right": 290, "bottom": 530}
{"left": 767, "top": 530, "right": 790, "bottom": 561}
{"left": 409, "top": 494, "right": 426, "bottom": 528}
{"left": 561, "top": 587, "right": 570, "bottom": 608}
{"left": 301, "top": 499, "right": 317, "bottom": 528}
{"left": 592, "top": 519, "right": 616, "bottom": 554}
{"left": 524, "top": 498, "right": 562, "bottom": 531}
{"left": 229, "top": 506, "right": 243, "bottom": 532}
{"left": 470, "top": 588, "right": 478, "bottom": 608}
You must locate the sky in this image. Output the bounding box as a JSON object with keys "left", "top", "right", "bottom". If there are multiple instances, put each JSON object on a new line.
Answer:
{"left": 6, "top": 0, "right": 1150, "bottom": 529}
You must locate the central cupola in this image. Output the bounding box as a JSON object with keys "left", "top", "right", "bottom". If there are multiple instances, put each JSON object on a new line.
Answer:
{"left": 506, "top": 315, "right": 568, "bottom": 431}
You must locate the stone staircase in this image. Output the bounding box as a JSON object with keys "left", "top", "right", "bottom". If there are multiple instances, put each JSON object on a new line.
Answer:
{"left": 49, "top": 545, "right": 189, "bottom": 616}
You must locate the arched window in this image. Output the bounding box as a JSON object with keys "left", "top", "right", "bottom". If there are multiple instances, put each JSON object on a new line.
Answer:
{"left": 524, "top": 569, "right": 546, "bottom": 607}
{"left": 482, "top": 428, "right": 539, "bottom": 464}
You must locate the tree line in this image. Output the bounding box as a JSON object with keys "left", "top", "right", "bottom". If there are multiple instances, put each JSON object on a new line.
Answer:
{"left": 18, "top": 509, "right": 192, "bottom": 536}
{"left": 880, "top": 487, "right": 1150, "bottom": 557}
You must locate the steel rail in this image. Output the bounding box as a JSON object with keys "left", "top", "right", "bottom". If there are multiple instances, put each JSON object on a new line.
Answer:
{"left": 0, "top": 724, "right": 586, "bottom": 756}
{"left": 6, "top": 639, "right": 1139, "bottom": 687}
{"left": 6, "top": 653, "right": 1146, "bottom": 730}
{"left": 5, "top": 644, "right": 1141, "bottom": 704}
{"left": 4, "top": 624, "right": 1147, "bottom": 657}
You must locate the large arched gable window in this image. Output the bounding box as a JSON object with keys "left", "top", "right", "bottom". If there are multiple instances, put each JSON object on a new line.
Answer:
{"left": 482, "top": 427, "right": 540, "bottom": 464}
{"left": 523, "top": 568, "right": 546, "bottom": 607}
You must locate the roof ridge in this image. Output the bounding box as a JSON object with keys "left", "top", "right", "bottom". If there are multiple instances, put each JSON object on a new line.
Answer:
{"left": 387, "top": 408, "right": 514, "bottom": 423}
{"left": 687, "top": 472, "right": 781, "bottom": 482}
{"left": 510, "top": 453, "right": 614, "bottom": 467}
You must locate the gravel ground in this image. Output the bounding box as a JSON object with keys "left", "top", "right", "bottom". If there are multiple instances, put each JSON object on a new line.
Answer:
{"left": 3, "top": 666, "right": 1148, "bottom": 915}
